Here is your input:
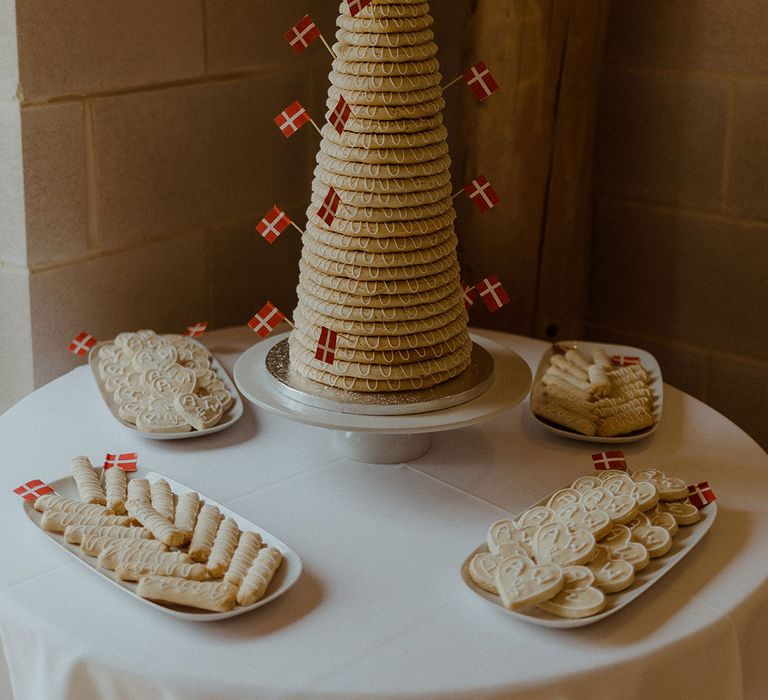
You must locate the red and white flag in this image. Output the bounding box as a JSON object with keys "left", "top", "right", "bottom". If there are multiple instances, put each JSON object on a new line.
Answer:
{"left": 462, "top": 281, "right": 478, "bottom": 311}
{"left": 475, "top": 274, "right": 510, "bottom": 313}
{"left": 328, "top": 95, "right": 352, "bottom": 135}
{"left": 317, "top": 187, "right": 341, "bottom": 226}
{"left": 183, "top": 322, "right": 208, "bottom": 338}
{"left": 464, "top": 175, "right": 500, "bottom": 213}
{"left": 248, "top": 302, "right": 285, "bottom": 339}
{"left": 257, "top": 206, "right": 293, "bottom": 244}
{"left": 315, "top": 326, "right": 338, "bottom": 365}
{"left": 103, "top": 452, "right": 139, "bottom": 472}
{"left": 285, "top": 15, "right": 321, "bottom": 55}
{"left": 13, "top": 479, "right": 54, "bottom": 502}
{"left": 612, "top": 355, "right": 642, "bottom": 366}
{"left": 591, "top": 451, "right": 628, "bottom": 471}
{"left": 68, "top": 332, "right": 97, "bottom": 356}
{"left": 346, "top": 0, "right": 373, "bottom": 17}
{"left": 687, "top": 481, "right": 717, "bottom": 509}
{"left": 275, "top": 101, "right": 312, "bottom": 138}
{"left": 463, "top": 61, "right": 500, "bottom": 102}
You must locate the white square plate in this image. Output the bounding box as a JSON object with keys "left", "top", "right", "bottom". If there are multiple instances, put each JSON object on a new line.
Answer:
{"left": 23, "top": 470, "right": 302, "bottom": 621}
{"left": 530, "top": 340, "right": 663, "bottom": 443}
{"left": 89, "top": 338, "right": 243, "bottom": 440}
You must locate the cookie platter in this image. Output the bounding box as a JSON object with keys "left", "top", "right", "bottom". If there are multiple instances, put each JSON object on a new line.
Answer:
{"left": 23, "top": 469, "right": 302, "bottom": 621}
{"left": 89, "top": 337, "right": 243, "bottom": 440}
{"left": 531, "top": 341, "right": 663, "bottom": 444}
{"left": 460, "top": 473, "right": 716, "bottom": 628}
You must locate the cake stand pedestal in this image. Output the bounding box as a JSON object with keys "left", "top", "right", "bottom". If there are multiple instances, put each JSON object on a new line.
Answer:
{"left": 233, "top": 333, "right": 531, "bottom": 464}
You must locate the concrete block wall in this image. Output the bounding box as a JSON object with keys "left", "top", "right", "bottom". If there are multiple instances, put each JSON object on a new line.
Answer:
{"left": 589, "top": 0, "right": 768, "bottom": 449}
{"left": 0, "top": 0, "right": 468, "bottom": 413}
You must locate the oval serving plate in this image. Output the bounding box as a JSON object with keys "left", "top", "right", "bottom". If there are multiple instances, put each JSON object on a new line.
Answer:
{"left": 530, "top": 340, "right": 663, "bottom": 444}
{"left": 23, "top": 469, "right": 302, "bottom": 621}
{"left": 460, "top": 483, "right": 716, "bottom": 628}
{"left": 89, "top": 338, "right": 243, "bottom": 440}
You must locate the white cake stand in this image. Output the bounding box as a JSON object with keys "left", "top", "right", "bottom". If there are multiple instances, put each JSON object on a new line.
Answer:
{"left": 233, "top": 333, "right": 532, "bottom": 464}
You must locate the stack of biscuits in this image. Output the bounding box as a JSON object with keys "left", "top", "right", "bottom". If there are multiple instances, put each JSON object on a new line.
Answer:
{"left": 289, "top": 0, "right": 472, "bottom": 393}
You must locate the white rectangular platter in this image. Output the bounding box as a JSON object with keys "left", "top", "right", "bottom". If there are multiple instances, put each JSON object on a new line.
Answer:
{"left": 23, "top": 469, "right": 302, "bottom": 621}
{"left": 461, "top": 488, "right": 716, "bottom": 628}
{"left": 89, "top": 339, "right": 243, "bottom": 440}
{"left": 531, "top": 340, "right": 663, "bottom": 443}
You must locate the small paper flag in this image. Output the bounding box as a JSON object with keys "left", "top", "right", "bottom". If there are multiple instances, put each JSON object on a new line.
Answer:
{"left": 183, "top": 322, "right": 208, "bottom": 338}
{"left": 103, "top": 452, "right": 139, "bottom": 472}
{"left": 329, "top": 95, "right": 352, "bottom": 135}
{"left": 612, "top": 355, "right": 642, "bottom": 367}
{"left": 591, "top": 451, "right": 628, "bottom": 471}
{"left": 68, "top": 332, "right": 97, "bottom": 356}
{"left": 475, "top": 274, "right": 510, "bottom": 314}
{"left": 275, "top": 101, "right": 311, "bottom": 138}
{"left": 317, "top": 187, "right": 341, "bottom": 226}
{"left": 315, "top": 326, "right": 338, "bottom": 365}
{"left": 346, "top": 0, "right": 373, "bottom": 17}
{"left": 687, "top": 481, "right": 717, "bottom": 509}
{"left": 285, "top": 15, "right": 321, "bottom": 55}
{"left": 257, "top": 206, "right": 293, "bottom": 244}
{"left": 463, "top": 61, "right": 500, "bottom": 102}
{"left": 464, "top": 175, "right": 500, "bottom": 213}
{"left": 461, "top": 282, "right": 478, "bottom": 311}
{"left": 248, "top": 302, "right": 285, "bottom": 339}
{"left": 13, "top": 479, "right": 54, "bottom": 502}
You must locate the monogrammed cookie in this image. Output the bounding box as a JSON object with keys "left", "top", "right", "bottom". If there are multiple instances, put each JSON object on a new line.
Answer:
{"left": 585, "top": 545, "right": 635, "bottom": 593}
{"left": 654, "top": 499, "right": 701, "bottom": 526}
{"left": 136, "top": 398, "right": 192, "bottom": 434}
{"left": 174, "top": 393, "right": 224, "bottom": 431}
{"left": 602, "top": 473, "right": 660, "bottom": 511}
{"left": 631, "top": 469, "right": 688, "bottom": 501}
{"left": 552, "top": 503, "right": 613, "bottom": 540}
{"left": 487, "top": 519, "right": 537, "bottom": 559}
{"left": 494, "top": 556, "right": 564, "bottom": 611}
{"left": 600, "top": 525, "right": 650, "bottom": 571}
{"left": 468, "top": 545, "right": 531, "bottom": 594}
{"left": 580, "top": 487, "right": 639, "bottom": 525}
{"left": 538, "top": 566, "right": 606, "bottom": 619}
{"left": 516, "top": 506, "right": 555, "bottom": 529}
{"left": 534, "top": 522, "right": 596, "bottom": 567}
{"left": 625, "top": 511, "right": 673, "bottom": 558}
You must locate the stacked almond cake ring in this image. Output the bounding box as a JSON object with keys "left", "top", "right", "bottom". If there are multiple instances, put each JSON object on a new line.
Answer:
{"left": 289, "top": 0, "right": 473, "bottom": 393}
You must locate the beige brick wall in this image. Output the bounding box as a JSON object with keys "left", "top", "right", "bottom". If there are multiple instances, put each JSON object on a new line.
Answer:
{"left": 590, "top": 0, "right": 768, "bottom": 449}
{"left": 0, "top": 0, "right": 468, "bottom": 413}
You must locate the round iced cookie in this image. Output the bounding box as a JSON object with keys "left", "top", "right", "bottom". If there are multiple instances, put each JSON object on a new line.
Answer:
{"left": 327, "top": 84, "right": 442, "bottom": 107}
{"left": 342, "top": 113, "right": 443, "bottom": 134}
{"left": 314, "top": 166, "right": 451, "bottom": 195}
{"left": 309, "top": 192, "right": 452, "bottom": 223}
{"left": 325, "top": 94, "right": 445, "bottom": 121}
{"left": 300, "top": 248, "right": 456, "bottom": 282}
{"left": 336, "top": 14, "right": 433, "bottom": 34}
{"left": 333, "top": 57, "right": 438, "bottom": 77}
{"left": 339, "top": 0, "right": 429, "bottom": 19}
{"left": 308, "top": 204, "right": 455, "bottom": 237}
{"left": 336, "top": 28, "right": 434, "bottom": 48}
{"left": 317, "top": 151, "right": 450, "bottom": 180}
{"left": 320, "top": 124, "right": 448, "bottom": 150}
{"left": 318, "top": 139, "right": 449, "bottom": 166}
{"left": 303, "top": 222, "right": 455, "bottom": 254}
{"left": 330, "top": 70, "right": 440, "bottom": 93}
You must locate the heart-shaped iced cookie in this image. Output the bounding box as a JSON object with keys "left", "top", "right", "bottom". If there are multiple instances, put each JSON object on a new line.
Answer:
{"left": 144, "top": 366, "right": 196, "bottom": 400}
{"left": 648, "top": 508, "right": 679, "bottom": 536}
{"left": 631, "top": 469, "right": 688, "bottom": 501}
{"left": 571, "top": 475, "right": 603, "bottom": 493}
{"left": 580, "top": 487, "right": 639, "bottom": 524}
{"left": 468, "top": 544, "right": 530, "bottom": 594}
{"left": 105, "top": 368, "right": 145, "bottom": 395}
{"left": 136, "top": 398, "right": 192, "bottom": 434}
{"left": 132, "top": 345, "right": 178, "bottom": 372}
{"left": 117, "top": 392, "right": 153, "bottom": 425}
{"left": 538, "top": 565, "right": 606, "bottom": 619}
{"left": 494, "top": 555, "right": 564, "bottom": 611}
{"left": 585, "top": 545, "right": 635, "bottom": 593}
{"left": 172, "top": 338, "right": 210, "bottom": 367}
{"left": 534, "top": 522, "right": 596, "bottom": 567}
{"left": 553, "top": 503, "right": 612, "bottom": 540}
{"left": 602, "top": 473, "right": 659, "bottom": 511}
{"left": 517, "top": 505, "right": 555, "bottom": 529}
{"left": 654, "top": 499, "right": 700, "bottom": 526}
{"left": 625, "top": 512, "right": 672, "bottom": 558}
{"left": 174, "top": 393, "right": 224, "bottom": 430}
{"left": 546, "top": 488, "right": 582, "bottom": 512}
{"left": 487, "top": 519, "right": 536, "bottom": 558}
{"left": 601, "top": 525, "right": 650, "bottom": 571}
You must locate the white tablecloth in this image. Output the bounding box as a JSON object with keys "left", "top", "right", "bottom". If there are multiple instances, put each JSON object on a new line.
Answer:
{"left": 2, "top": 327, "right": 768, "bottom": 700}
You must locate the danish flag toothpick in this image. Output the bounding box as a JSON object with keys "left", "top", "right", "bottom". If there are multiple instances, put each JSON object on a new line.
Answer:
{"left": 13, "top": 479, "right": 54, "bottom": 502}
{"left": 461, "top": 281, "right": 478, "bottom": 311}
{"left": 183, "top": 322, "right": 208, "bottom": 338}
{"left": 455, "top": 175, "right": 500, "bottom": 213}
{"left": 328, "top": 95, "right": 352, "bottom": 135}
{"left": 475, "top": 275, "right": 510, "bottom": 314}
{"left": 285, "top": 15, "right": 321, "bottom": 55}
{"left": 687, "top": 481, "right": 717, "bottom": 509}
{"left": 248, "top": 302, "right": 291, "bottom": 338}
{"left": 612, "top": 355, "right": 642, "bottom": 367}
{"left": 103, "top": 452, "right": 139, "bottom": 472}
{"left": 317, "top": 187, "right": 341, "bottom": 226}
{"left": 275, "top": 101, "right": 321, "bottom": 138}
{"left": 346, "top": 0, "right": 373, "bottom": 17}
{"left": 68, "top": 332, "right": 97, "bottom": 356}
{"left": 315, "top": 326, "right": 338, "bottom": 365}
{"left": 443, "top": 61, "right": 500, "bottom": 102}
{"left": 256, "top": 206, "right": 304, "bottom": 244}
{"left": 591, "top": 451, "right": 628, "bottom": 471}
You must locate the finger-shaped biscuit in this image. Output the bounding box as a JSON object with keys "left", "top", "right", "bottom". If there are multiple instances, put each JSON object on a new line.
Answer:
{"left": 595, "top": 396, "right": 649, "bottom": 419}
{"left": 587, "top": 364, "right": 611, "bottom": 396}
{"left": 237, "top": 547, "right": 283, "bottom": 606}
{"left": 592, "top": 347, "right": 611, "bottom": 368}
{"left": 150, "top": 479, "right": 175, "bottom": 522}
{"left": 609, "top": 365, "right": 649, "bottom": 385}
{"left": 534, "top": 385, "right": 596, "bottom": 422}
{"left": 128, "top": 502, "right": 186, "bottom": 546}
{"left": 41, "top": 510, "right": 131, "bottom": 533}
{"left": 565, "top": 349, "right": 590, "bottom": 372}
{"left": 189, "top": 505, "right": 222, "bottom": 562}
{"left": 69, "top": 456, "right": 106, "bottom": 505}
{"left": 105, "top": 467, "right": 128, "bottom": 515}
{"left": 126, "top": 478, "right": 151, "bottom": 507}
{"left": 597, "top": 408, "right": 654, "bottom": 437}
{"left": 98, "top": 538, "right": 169, "bottom": 570}
{"left": 64, "top": 523, "right": 151, "bottom": 544}
{"left": 206, "top": 518, "right": 241, "bottom": 578}
{"left": 116, "top": 550, "right": 204, "bottom": 582}
{"left": 80, "top": 534, "right": 152, "bottom": 557}
{"left": 174, "top": 491, "right": 200, "bottom": 543}
{"left": 550, "top": 355, "right": 588, "bottom": 382}
{"left": 224, "top": 532, "right": 263, "bottom": 588}
{"left": 533, "top": 400, "right": 598, "bottom": 436}
{"left": 137, "top": 576, "right": 237, "bottom": 612}
{"left": 543, "top": 366, "right": 592, "bottom": 394}
{"left": 34, "top": 494, "right": 112, "bottom": 517}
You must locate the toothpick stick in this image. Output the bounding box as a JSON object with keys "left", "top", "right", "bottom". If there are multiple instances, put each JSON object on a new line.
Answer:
{"left": 320, "top": 35, "right": 337, "bottom": 60}
{"left": 452, "top": 188, "right": 466, "bottom": 200}
{"left": 290, "top": 221, "right": 306, "bottom": 236}
{"left": 309, "top": 118, "right": 323, "bottom": 137}
{"left": 442, "top": 74, "right": 464, "bottom": 92}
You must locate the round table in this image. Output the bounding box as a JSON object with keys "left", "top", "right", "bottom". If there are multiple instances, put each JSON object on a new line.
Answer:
{"left": 2, "top": 327, "right": 767, "bottom": 700}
